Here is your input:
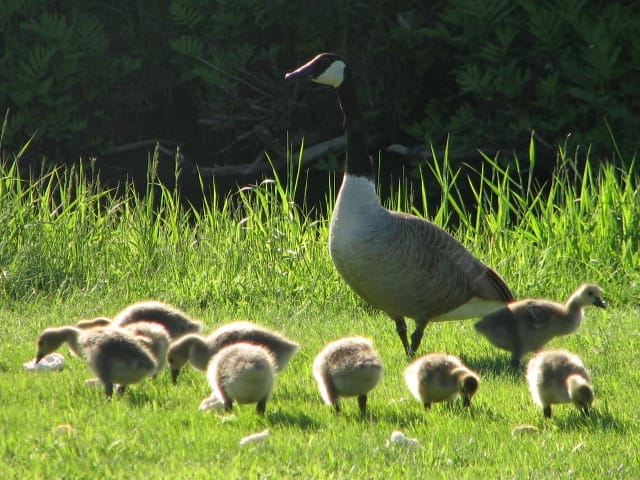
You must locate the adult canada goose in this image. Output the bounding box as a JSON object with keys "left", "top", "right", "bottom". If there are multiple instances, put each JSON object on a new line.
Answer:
{"left": 203, "top": 343, "right": 275, "bottom": 415}
{"left": 404, "top": 353, "right": 480, "bottom": 409}
{"left": 475, "top": 283, "right": 605, "bottom": 366}
{"left": 112, "top": 300, "right": 203, "bottom": 339}
{"left": 35, "top": 326, "right": 156, "bottom": 398}
{"left": 285, "top": 53, "right": 514, "bottom": 357}
{"left": 312, "top": 336, "right": 383, "bottom": 415}
{"left": 526, "top": 350, "right": 594, "bottom": 418}
{"left": 167, "top": 320, "right": 299, "bottom": 384}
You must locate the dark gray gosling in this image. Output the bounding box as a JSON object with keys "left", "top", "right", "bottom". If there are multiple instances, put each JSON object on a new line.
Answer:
{"left": 167, "top": 320, "right": 299, "bottom": 384}
{"left": 35, "top": 326, "right": 156, "bottom": 398}
{"left": 475, "top": 283, "right": 605, "bottom": 366}
{"left": 112, "top": 300, "right": 203, "bottom": 340}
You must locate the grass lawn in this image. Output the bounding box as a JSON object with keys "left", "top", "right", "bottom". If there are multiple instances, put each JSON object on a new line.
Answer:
{"left": 1, "top": 145, "right": 639, "bottom": 478}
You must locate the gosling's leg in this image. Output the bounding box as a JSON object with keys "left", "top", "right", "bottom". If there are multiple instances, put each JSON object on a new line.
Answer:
{"left": 104, "top": 382, "right": 114, "bottom": 399}
{"left": 543, "top": 405, "right": 552, "bottom": 418}
{"left": 510, "top": 342, "right": 524, "bottom": 368}
{"left": 357, "top": 394, "right": 367, "bottom": 415}
{"left": 332, "top": 398, "right": 341, "bottom": 414}
{"left": 256, "top": 398, "right": 267, "bottom": 415}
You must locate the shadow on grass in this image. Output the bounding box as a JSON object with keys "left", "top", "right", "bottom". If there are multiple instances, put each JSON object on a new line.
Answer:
{"left": 463, "top": 353, "right": 524, "bottom": 379}
{"left": 265, "top": 410, "right": 321, "bottom": 429}
{"left": 551, "top": 408, "right": 627, "bottom": 433}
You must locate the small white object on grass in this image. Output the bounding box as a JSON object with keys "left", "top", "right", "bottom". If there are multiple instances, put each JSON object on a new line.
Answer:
{"left": 24, "top": 353, "right": 65, "bottom": 371}
{"left": 386, "top": 430, "right": 419, "bottom": 448}
{"left": 199, "top": 396, "right": 225, "bottom": 411}
{"left": 239, "top": 429, "right": 270, "bottom": 446}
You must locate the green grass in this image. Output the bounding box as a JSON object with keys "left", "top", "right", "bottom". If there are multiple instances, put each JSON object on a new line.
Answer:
{"left": 1, "top": 141, "right": 639, "bottom": 478}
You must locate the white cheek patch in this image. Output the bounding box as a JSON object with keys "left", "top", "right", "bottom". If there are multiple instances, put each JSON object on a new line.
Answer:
{"left": 313, "top": 60, "right": 346, "bottom": 87}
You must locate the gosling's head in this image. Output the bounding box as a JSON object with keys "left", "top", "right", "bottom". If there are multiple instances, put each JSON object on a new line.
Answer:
{"left": 285, "top": 53, "right": 347, "bottom": 88}
{"left": 35, "top": 327, "right": 71, "bottom": 363}
{"left": 575, "top": 283, "right": 606, "bottom": 309}
{"left": 568, "top": 375, "right": 594, "bottom": 415}
{"left": 454, "top": 367, "right": 480, "bottom": 407}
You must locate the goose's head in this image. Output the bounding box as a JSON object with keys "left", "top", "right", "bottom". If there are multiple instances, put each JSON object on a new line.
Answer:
{"left": 285, "top": 53, "right": 347, "bottom": 88}
{"left": 576, "top": 283, "right": 606, "bottom": 309}
{"left": 567, "top": 375, "right": 594, "bottom": 415}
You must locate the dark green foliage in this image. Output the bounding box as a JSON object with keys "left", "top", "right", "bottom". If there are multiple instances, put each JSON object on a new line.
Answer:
{"left": 0, "top": 0, "right": 140, "bottom": 157}
{"left": 0, "top": 1, "right": 638, "bottom": 165}
{"left": 402, "top": 0, "right": 640, "bottom": 160}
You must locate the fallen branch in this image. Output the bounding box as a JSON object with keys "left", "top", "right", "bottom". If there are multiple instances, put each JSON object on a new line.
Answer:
{"left": 180, "top": 136, "right": 347, "bottom": 177}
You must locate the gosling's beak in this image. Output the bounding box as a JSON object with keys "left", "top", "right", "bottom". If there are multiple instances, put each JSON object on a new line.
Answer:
{"left": 593, "top": 297, "right": 606, "bottom": 308}
{"left": 582, "top": 406, "right": 591, "bottom": 417}
{"left": 171, "top": 369, "right": 180, "bottom": 385}
{"left": 462, "top": 396, "right": 472, "bottom": 408}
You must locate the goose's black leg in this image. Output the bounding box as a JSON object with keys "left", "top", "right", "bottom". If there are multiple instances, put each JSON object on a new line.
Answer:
{"left": 393, "top": 316, "right": 411, "bottom": 357}
{"left": 409, "top": 321, "right": 428, "bottom": 357}
{"left": 543, "top": 406, "right": 552, "bottom": 418}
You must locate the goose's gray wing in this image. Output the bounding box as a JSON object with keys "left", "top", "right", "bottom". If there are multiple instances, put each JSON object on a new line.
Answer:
{"left": 391, "top": 213, "right": 514, "bottom": 316}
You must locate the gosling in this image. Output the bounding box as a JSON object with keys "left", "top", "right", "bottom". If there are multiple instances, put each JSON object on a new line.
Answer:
{"left": 72, "top": 318, "right": 169, "bottom": 374}
{"left": 526, "top": 349, "right": 594, "bottom": 418}
{"left": 75, "top": 317, "right": 112, "bottom": 329}
{"left": 313, "top": 336, "right": 383, "bottom": 415}
{"left": 167, "top": 320, "right": 299, "bottom": 384}
{"left": 123, "top": 321, "right": 170, "bottom": 374}
{"left": 203, "top": 343, "right": 275, "bottom": 415}
{"left": 35, "top": 326, "right": 157, "bottom": 398}
{"left": 475, "top": 283, "right": 605, "bottom": 366}
{"left": 112, "top": 300, "right": 203, "bottom": 339}
{"left": 404, "top": 353, "right": 480, "bottom": 409}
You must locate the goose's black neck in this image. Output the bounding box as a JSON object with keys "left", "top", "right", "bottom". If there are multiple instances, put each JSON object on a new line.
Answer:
{"left": 335, "top": 69, "right": 373, "bottom": 179}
